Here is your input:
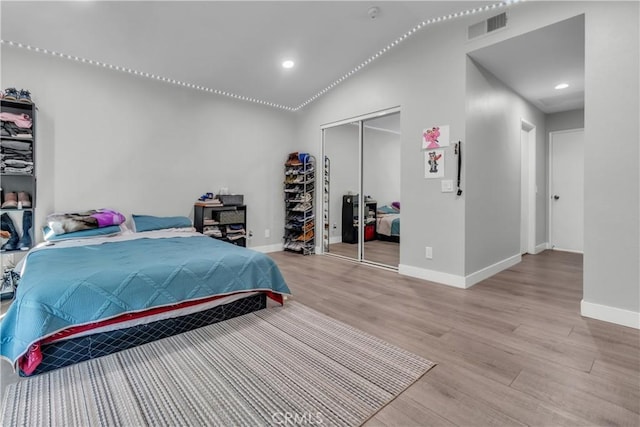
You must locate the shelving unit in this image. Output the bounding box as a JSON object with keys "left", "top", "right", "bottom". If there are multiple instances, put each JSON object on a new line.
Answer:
{"left": 194, "top": 204, "right": 247, "bottom": 247}
{"left": 284, "top": 154, "right": 315, "bottom": 255}
{"left": 341, "top": 195, "right": 377, "bottom": 244}
{"left": 322, "top": 156, "right": 330, "bottom": 250}
{"left": 1, "top": 99, "right": 36, "bottom": 257}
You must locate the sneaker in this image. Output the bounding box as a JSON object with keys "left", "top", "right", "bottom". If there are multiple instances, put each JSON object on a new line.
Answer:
{"left": 3, "top": 88, "right": 18, "bottom": 101}
{"left": 0, "top": 269, "right": 18, "bottom": 300}
{"left": 18, "top": 89, "right": 32, "bottom": 103}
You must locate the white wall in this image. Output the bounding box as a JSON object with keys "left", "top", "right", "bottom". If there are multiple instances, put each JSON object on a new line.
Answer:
{"left": 1, "top": 47, "right": 296, "bottom": 249}
{"left": 297, "top": 12, "right": 469, "bottom": 280}
{"left": 582, "top": 2, "right": 639, "bottom": 324}
{"left": 297, "top": 1, "right": 639, "bottom": 325}
{"left": 465, "top": 58, "right": 546, "bottom": 274}
{"left": 546, "top": 109, "right": 584, "bottom": 133}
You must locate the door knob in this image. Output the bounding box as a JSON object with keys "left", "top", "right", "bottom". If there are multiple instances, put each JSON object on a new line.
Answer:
{"left": 553, "top": 195, "right": 560, "bottom": 200}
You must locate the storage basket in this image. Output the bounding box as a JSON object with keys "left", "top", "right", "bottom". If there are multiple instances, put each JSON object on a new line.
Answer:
{"left": 364, "top": 224, "right": 376, "bottom": 241}
{"left": 219, "top": 194, "right": 244, "bottom": 206}
{"left": 219, "top": 210, "right": 245, "bottom": 224}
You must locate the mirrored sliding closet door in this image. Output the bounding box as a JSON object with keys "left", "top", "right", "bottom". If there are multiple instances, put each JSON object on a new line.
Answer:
{"left": 322, "top": 122, "right": 360, "bottom": 261}
{"left": 362, "top": 112, "right": 400, "bottom": 268}
{"left": 322, "top": 108, "right": 400, "bottom": 269}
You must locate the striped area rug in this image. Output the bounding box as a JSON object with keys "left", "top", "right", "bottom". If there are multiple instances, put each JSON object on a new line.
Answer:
{"left": 1, "top": 302, "right": 435, "bottom": 426}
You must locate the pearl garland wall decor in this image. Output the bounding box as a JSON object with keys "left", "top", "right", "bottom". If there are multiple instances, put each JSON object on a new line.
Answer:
{"left": 1, "top": 1, "right": 521, "bottom": 111}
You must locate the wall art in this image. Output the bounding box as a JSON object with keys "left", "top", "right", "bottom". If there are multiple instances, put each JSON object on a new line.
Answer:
{"left": 425, "top": 149, "right": 444, "bottom": 179}
{"left": 422, "top": 125, "right": 450, "bottom": 149}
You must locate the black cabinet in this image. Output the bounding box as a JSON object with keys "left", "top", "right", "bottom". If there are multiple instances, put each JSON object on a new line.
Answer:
{"left": 341, "top": 195, "right": 377, "bottom": 244}
{"left": 194, "top": 204, "right": 247, "bottom": 247}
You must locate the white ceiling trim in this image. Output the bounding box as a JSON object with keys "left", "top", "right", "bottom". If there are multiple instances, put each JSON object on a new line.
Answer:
{"left": 0, "top": 0, "right": 520, "bottom": 112}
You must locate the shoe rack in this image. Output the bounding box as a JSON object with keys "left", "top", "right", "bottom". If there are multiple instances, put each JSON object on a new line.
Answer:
{"left": 283, "top": 153, "right": 315, "bottom": 255}
{"left": 1, "top": 98, "right": 36, "bottom": 259}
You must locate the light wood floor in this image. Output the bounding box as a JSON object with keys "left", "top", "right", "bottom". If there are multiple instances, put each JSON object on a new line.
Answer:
{"left": 269, "top": 250, "right": 640, "bottom": 426}
{"left": 328, "top": 239, "right": 400, "bottom": 267}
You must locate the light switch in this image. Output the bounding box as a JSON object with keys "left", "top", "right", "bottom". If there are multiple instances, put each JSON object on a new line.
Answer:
{"left": 441, "top": 180, "right": 454, "bottom": 193}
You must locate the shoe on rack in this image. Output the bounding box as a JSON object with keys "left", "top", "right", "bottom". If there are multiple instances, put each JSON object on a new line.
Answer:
{"left": 17, "top": 192, "right": 31, "bottom": 208}
{"left": 299, "top": 202, "right": 312, "bottom": 211}
{"left": 17, "top": 89, "right": 32, "bottom": 103}
{"left": 3, "top": 88, "right": 18, "bottom": 101}
{"left": 1, "top": 269, "right": 17, "bottom": 301}
{"left": 292, "top": 202, "right": 311, "bottom": 212}
{"left": 296, "top": 229, "right": 314, "bottom": 241}
{"left": 1, "top": 192, "right": 18, "bottom": 209}
{"left": 285, "top": 152, "right": 302, "bottom": 167}
{"left": 0, "top": 213, "right": 20, "bottom": 251}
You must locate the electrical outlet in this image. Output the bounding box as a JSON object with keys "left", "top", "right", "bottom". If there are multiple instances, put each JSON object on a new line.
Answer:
{"left": 248, "top": 230, "right": 254, "bottom": 238}
{"left": 332, "top": 223, "right": 337, "bottom": 229}
{"left": 264, "top": 229, "right": 270, "bottom": 238}
{"left": 425, "top": 246, "right": 433, "bottom": 259}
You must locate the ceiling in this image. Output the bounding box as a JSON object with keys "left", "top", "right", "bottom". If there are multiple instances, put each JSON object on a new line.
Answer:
{"left": 468, "top": 14, "right": 585, "bottom": 114}
{"left": 1, "top": 1, "right": 584, "bottom": 113}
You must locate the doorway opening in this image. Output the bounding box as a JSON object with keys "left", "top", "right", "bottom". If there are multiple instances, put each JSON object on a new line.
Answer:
{"left": 549, "top": 128, "right": 585, "bottom": 253}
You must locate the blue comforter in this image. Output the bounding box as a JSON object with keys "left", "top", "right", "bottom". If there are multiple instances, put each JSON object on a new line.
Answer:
{"left": 0, "top": 235, "right": 290, "bottom": 363}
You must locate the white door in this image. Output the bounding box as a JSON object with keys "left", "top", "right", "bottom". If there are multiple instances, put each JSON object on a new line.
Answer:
{"left": 550, "top": 129, "right": 584, "bottom": 252}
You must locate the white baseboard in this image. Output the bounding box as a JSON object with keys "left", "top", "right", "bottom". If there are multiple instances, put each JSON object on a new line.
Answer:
{"left": 465, "top": 254, "right": 521, "bottom": 287}
{"left": 581, "top": 300, "right": 640, "bottom": 329}
{"left": 399, "top": 253, "right": 521, "bottom": 289}
{"left": 398, "top": 264, "right": 467, "bottom": 288}
{"left": 552, "top": 247, "right": 584, "bottom": 254}
{"left": 534, "top": 242, "right": 549, "bottom": 254}
{"left": 250, "top": 243, "right": 283, "bottom": 253}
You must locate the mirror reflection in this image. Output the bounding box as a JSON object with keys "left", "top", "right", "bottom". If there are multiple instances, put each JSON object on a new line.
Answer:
{"left": 322, "top": 122, "right": 359, "bottom": 260}
{"left": 362, "top": 113, "right": 400, "bottom": 267}
{"left": 322, "top": 110, "right": 400, "bottom": 269}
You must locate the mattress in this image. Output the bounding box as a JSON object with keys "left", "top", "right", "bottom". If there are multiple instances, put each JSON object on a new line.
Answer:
{"left": 377, "top": 214, "right": 400, "bottom": 237}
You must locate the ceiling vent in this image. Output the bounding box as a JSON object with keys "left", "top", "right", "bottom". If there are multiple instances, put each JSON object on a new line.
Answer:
{"left": 468, "top": 12, "right": 508, "bottom": 39}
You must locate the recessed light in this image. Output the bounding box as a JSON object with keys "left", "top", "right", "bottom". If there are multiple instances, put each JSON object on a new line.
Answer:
{"left": 555, "top": 83, "right": 569, "bottom": 90}
{"left": 282, "top": 60, "right": 295, "bottom": 69}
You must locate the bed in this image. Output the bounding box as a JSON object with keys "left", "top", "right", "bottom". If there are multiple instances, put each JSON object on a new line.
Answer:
{"left": 0, "top": 227, "right": 290, "bottom": 376}
{"left": 376, "top": 204, "right": 400, "bottom": 242}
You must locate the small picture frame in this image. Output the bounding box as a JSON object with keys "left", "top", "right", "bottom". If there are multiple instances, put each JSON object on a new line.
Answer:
{"left": 425, "top": 150, "right": 444, "bottom": 179}
{"left": 422, "top": 125, "right": 450, "bottom": 149}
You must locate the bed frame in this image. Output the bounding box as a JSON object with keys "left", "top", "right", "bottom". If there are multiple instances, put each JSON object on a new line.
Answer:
{"left": 376, "top": 233, "right": 399, "bottom": 243}
{"left": 23, "top": 293, "right": 266, "bottom": 376}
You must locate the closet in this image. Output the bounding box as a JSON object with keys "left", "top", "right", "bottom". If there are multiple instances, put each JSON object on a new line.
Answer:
{"left": 321, "top": 108, "right": 400, "bottom": 269}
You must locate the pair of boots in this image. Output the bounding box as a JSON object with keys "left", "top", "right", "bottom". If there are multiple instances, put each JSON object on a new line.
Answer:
{"left": 1, "top": 211, "right": 32, "bottom": 251}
